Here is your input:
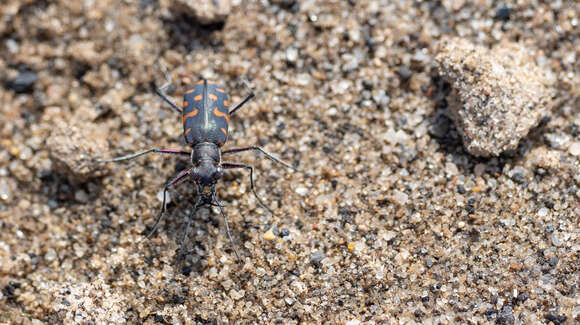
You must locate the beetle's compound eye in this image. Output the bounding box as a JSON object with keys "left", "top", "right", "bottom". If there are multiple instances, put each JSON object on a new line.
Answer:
{"left": 191, "top": 168, "right": 201, "bottom": 181}
{"left": 213, "top": 167, "right": 223, "bottom": 180}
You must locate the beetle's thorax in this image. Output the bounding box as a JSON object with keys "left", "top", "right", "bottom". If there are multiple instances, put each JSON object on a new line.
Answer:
{"left": 191, "top": 142, "right": 223, "bottom": 189}
{"left": 191, "top": 142, "right": 220, "bottom": 165}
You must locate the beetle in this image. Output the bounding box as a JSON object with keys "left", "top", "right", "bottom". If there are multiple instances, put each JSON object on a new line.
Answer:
{"left": 99, "top": 78, "right": 297, "bottom": 260}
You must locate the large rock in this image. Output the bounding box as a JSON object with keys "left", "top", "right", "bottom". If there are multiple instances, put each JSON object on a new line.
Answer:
{"left": 434, "top": 38, "right": 553, "bottom": 157}
{"left": 47, "top": 117, "right": 109, "bottom": 182}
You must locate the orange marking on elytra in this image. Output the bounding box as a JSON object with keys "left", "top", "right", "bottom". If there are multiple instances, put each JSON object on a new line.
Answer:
{"left": 216, "top": 88, "right": 225, "bottom": 93}
{"left": 221, "top": 128, "right": 227, "bottom": 136}
{"left": 223, "top": 100, "right": 229, "bottom": 107}
{"left": 185, "top": 88, "right": 196, "bottom": 94}
{"left": 209, "top": 94, "right": 218, "bottom": 100}
{"left": 195, "top": 80, "right": 204, "bottom": 85}
{"left": 182, "top": 109, "right": 198, "bottom": 124}
{"left": 213, "top": 107, "right": 230, "bottom": 123}
{"left": 184, "top": 128, "right": 191, "bottom": 135}
{"left": 207, "top": 80, "right": 216, "bottom": 85}
{"left": 183, "top": 101, "right": 188, "bottom": 107}
{"left": 194, "top": 95, "right": 202, "bottom": 101}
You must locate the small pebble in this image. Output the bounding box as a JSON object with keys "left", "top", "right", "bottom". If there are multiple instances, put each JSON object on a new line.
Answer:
{"left": 169, "top": 0, "right": 232, "bottom": 24}
{"left": 310, "top": 251, "right": 325, "bottom": 266}
{"left": 295, "top": 187, "right": 308, "bottom": 196}
{"left": 347, "top": 243, "right": 355, "bottom": 251}
{"left": 255, "top": 268, "right": 266, "bottom": 277}
{"left": 494, "top": 5, "right": 512, "bottom": 21}
{"left": 392, "top": 190, "right": 408, "bottom": 205}
{"left": 74, "top": 190, "right": 89, "bottom": 203}
{"left": 286, "top": 47, "right": 298, "bottom": 63}
{"left": 545, "top": 133, "right": 571, "bottom": 149}
{"left": 263, "top": 228, "right": 276, "bottom": 241}
{"left": 537, "top": 207, "right": 549, "bottom": 217}
{"left": 6, "top": 71, "right": 38, "bottom": 93}
{"left": 0, "top": 177, "right": 15, "bottom": 202}
{"left": 279, "top": 229, "right": 289, "bottom": 237}
{"left": 568, "top": 141, "right": 580, "bottom": 156}
{"left": 396, "top": 66, "right": 413, "bottom": 82}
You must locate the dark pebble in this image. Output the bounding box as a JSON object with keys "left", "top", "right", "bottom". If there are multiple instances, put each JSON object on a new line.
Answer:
{"left": 310, "top": 251, "right": 325, "bottom": 266}
{"left": 466, "top": 199, "right": 476, "bottom": 214}
{"left": 414, "top": 310, "right": 424, "bottom": 318}
{"left": 6, "top": 71, "right": 38, "bottom": 93}
{"left": 429, "top": 283, "right": 441, "bottom": 293}
{"left": 362, "top": 79, "right": 373, "bottom": 90}
{"left": 171, "top": 294, "right": 185, "bottom": 305}
{"left": 182, "top": 266, "right": 192, "bottom": 276}
{"left": 545, "top": 312, "right": 567, "bottom": 325}
{"left": 568, "top": 123, "right": 579, "bottom": 137}
{"left": 425, "top": 257, "right": 434, "bottom": 268}
{"left": 428, "top": 115, "right": 451, "bottom": 139}
{"left": 495, "top": 5, "right": 512, "bottom": 21}
{"left": 484, "top": 308, "right": 497, "bottom": 318}
{"left": 396, "top": 66, "right": 413, "bottom": 82}
{"left": 516, "top": 292, "right": 528, "bottom": 303}
{"left": 497, "top": 305, "right": 514, "bottom": 324}
{"left": 511, "top": 172, "right": 525, "bottom": 184}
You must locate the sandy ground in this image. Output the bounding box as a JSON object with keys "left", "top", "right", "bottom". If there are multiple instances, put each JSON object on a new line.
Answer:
{"left": 0, "top": 0, "right": 579, "bottom": 323}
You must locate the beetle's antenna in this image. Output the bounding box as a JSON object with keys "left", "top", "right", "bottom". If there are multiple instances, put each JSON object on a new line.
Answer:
{"left": 155, "top": 62, "right": 182, "bottom": 114}
{"left": 228, "top": 78, "right": 255, "bottom": 115}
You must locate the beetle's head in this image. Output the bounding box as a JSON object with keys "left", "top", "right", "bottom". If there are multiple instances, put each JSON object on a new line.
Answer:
{"left": 192, "top": 160, "right": 223, "bottom": 202}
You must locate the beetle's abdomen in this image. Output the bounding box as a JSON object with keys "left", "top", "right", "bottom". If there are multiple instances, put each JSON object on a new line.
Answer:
{"left": 182, "top": 80, "right": 231, "bottom": 146}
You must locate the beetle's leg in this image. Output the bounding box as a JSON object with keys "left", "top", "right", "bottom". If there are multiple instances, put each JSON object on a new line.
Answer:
{"left": 97, "top": 148, "right": 189, "bottom": 163}
{"left": 221, "top": 146, "right": 298, "bottom": 171}
{"left": 143, "top": 167, "right": 193, "bottom": 240}
{"left": 213, "top": 193, "right": 241, "bottom": 262}
{"left": 228, "top": 79, "right": 255, "bottom": 115}
{"left": 222, "top": 162, "right": 274, "bottom": 215}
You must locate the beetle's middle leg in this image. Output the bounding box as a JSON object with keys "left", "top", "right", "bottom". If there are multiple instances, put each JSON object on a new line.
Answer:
{"left": 222, "top": 162, "right": 274, "bottom": 215}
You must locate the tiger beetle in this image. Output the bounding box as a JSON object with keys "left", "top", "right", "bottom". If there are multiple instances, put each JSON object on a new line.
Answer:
{"left": 99, "top": 77, "right": 297, "bottom": 260}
